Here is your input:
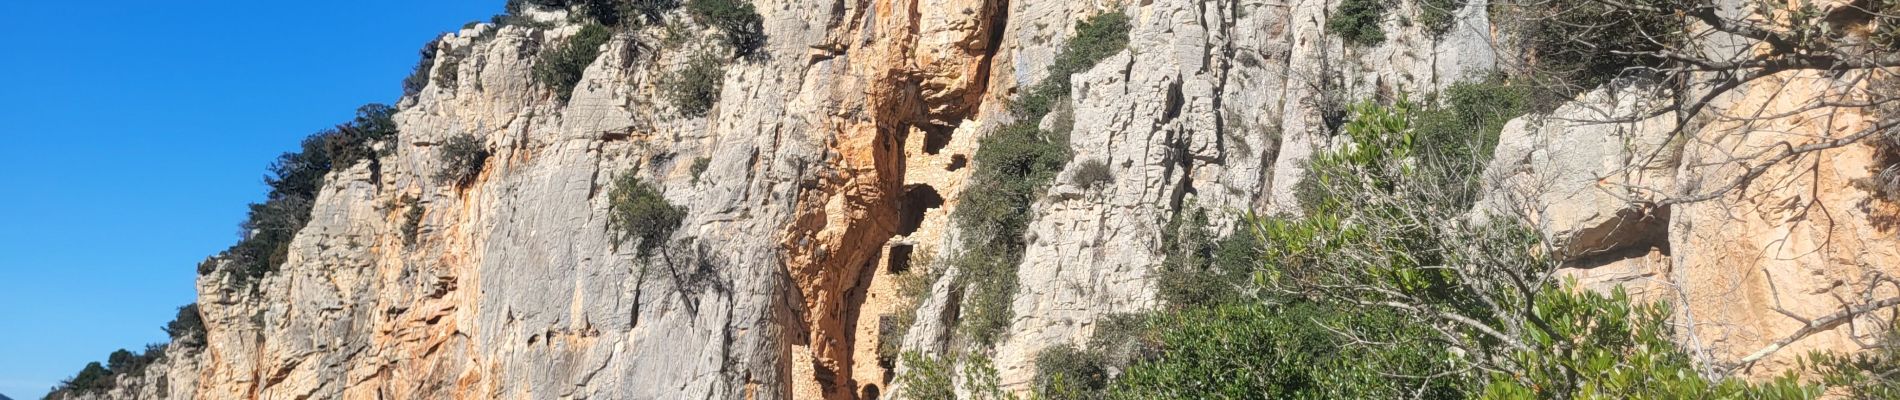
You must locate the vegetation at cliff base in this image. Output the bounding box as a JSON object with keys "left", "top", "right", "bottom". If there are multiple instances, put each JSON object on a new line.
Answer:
{"left": 46, "top": 305, "right": 201, "bottom": 399}
{"left": 1022, "top": 98, "right": 1848, "bottom": 400}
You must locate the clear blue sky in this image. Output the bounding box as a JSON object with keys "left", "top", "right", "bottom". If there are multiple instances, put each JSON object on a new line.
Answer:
{"left": 0, "top": 1, "right": 502, "bottom": 397}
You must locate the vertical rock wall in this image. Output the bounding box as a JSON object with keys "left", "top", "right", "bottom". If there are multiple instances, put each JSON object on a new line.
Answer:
{"left": 56, "top": 0, "right": 1900, "bottom": 399}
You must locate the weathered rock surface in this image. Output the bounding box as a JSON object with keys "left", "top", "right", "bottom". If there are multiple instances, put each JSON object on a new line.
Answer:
{"left": 59, "top": 0, "right": 1900, "bottom": 399}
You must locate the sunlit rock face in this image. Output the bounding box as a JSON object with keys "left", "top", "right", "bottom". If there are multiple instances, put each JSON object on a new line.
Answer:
{"left": 58, "top": 0, "right": 1900, "bottom": 398}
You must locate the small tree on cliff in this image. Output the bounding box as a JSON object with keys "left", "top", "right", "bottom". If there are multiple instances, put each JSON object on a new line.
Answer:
{"left": 608, "top": 170, "right": 686, "bottom": 259}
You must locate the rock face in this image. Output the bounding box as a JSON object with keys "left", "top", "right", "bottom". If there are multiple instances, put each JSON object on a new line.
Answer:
{"left": 58, "top": 0, "right": 1899, "bottom": 399}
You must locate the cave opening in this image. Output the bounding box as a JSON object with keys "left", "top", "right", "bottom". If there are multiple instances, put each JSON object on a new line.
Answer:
{"left": 918, "top": 125, "right": 956, "bottom": 155}
{"left": 886, "top": 244, "right": 914, "bottom": 274}
{"left": 895, "top": 184, "right": 944, "bottom": 236}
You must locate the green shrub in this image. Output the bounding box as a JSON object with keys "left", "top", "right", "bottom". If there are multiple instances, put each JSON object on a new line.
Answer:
{"left": 403, "top": 39, "right": 442, "bottom": 97}
{"left": 897, "top": 352, "right": 957, "bottom": 400}
{"left": 1805, "top": 323, "right": 1900, "bottom": 398}
{"left": 48, "top": 362, "right": 114, "bottom": 398}
{"left": 952, "top": 120, "right": 1069, "bottom": 345}
{"left": 1068, "top": 158, "right": 1113, "bottom": 189}
{"left": 1155, "top": 207, "right": 1260, "bottom": 308}
{"left": 1482, "top": 287, "right": 1817, "bottom": 399}
{"left": 607, "top": 171, "right": 687, "bottom": 258}
{"left": 1328, "top": 0, "right": 1388, "bottom": 47}
{"left": 1417, "top": 0, "right": 1463, "bottom": 37}
{"left": 688, "top": 157, "right": 711, "bottom": 184}
{"left": 686, "top": 0, "right": 765, "bottom": 57}
{"left": 660, "top": 53, "right": 726, "bottom": 118}
{"left": 436, "top": 134, "right": 489, "bottom": 186}
{"left": 625, "top": 0, "right": 682, "bottom": 26}
{"left": 1110, "top": 302, "right": 1471, "bottom": 399}
{"left": 164, "top": 304, "right": 205, "bottom": 347}
{"left": 534, "top": 24, "right": 613, "bottom": 102}
{"left": 327, "top": 104, "right": 399, "bottom": 168}
{"left": 1035, "top": 344, "right": 1109, "bottom": 399}
{"left": 105, "top": 344, "right": 165, "bottom": 377}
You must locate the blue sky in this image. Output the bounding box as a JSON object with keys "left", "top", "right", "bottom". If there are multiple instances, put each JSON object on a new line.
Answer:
{"left": 0, "top": 1, "right": 502, "bottom": 397}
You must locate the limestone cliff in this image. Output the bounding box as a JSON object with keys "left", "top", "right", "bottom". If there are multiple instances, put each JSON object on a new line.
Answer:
{"left": 54, "top": 0, "right": 1899, "bottom": 399}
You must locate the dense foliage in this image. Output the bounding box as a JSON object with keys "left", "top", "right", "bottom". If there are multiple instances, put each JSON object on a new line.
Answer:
{"left": 163, "top": 303, "right": 206, "bottom": 347}
{"left": 607, "top": 171, "right": 687, "bottom": 258}
{"left": 1418, "top": 0, "right": 1464, "bottom": 37}
{"left": 1024, "top": 92, "right": 1857, "bottom": 399}
{"left": 435, "top": 134, "right": 489, "bottom": 186}
{"left": 1328, "top": 0, "right": 1388, "bottom": 47}
{"left": 685, "top": 0, "right": 765, "bottom": 57}
{"left": 534, "top": 24, "right": 613, "bottom": 102}
{"left": 660, "top": 53, "right": 727, "bottom": 118}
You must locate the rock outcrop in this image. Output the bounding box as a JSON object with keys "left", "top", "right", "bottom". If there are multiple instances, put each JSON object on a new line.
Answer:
{"left": 55, "top": 0, "right": 1899, "bottom": 399}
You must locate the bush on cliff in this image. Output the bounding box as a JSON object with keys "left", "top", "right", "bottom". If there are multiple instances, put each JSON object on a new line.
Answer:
{"left": 164, "top": 303, "right": 206, "bottom": 347}
{"left": 1328, "top": 0, "right": 1388, "bottom": 47}
{"left": 436, "top": 134, "right": 489, "bottom": 187}
{"left": 608, "top": 171, "right": 687, "bottom": 258}
{"left": 660, "top": 52, "right": 726, "bottom": 118}
{"left": 686, "top": 0, "right": 765, "bottom": 58}
{"left": 534, "top": 23, "right": 613, "bottom": 102}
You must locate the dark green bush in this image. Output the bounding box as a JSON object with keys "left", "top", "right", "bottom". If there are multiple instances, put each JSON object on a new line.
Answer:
{"left": 688, "top": 157, "right": 711, "bottom": 184}
{"left": 1805, "top": 323, "right": 1900, "bottom": 398}
{"left": 1110, "top": 303, "right": 1472, "bottom": 399}
{"left": 1035, "top": 344, "right": 1109, "bottom": 399}
{"left": 952, "top": 120, "right": 1069, "bottom": 345}
{"left": 436, "top": 134, "right": 489, "bottom": 186}
{"left": 1328, "top": 0, "right": 1388, "bottom": 47}
{"left": 1417, "top": 0, "right": 1463, "bottom": 37}
{"left": 105, "top": 344, "right": 164, "bottom": 377}
{"left": 686, "top": 0, "right": 765, "bottom": 57}
{"left": 403, "top": 39, "right": 442, "bottom": 98}
{"left": 164, "top": 304, "right": 205, "bottom": 347}
{"left": 327, "top": 104, "right": 399, "bottom": 168}
{"left": 896, "top": 352, "right": 956, "bottom": 400}
{"left": 534, "top": 24, "right": 613, "bottom": 102}
{"left": 625, "top": 0, "right": 681, "bottom": 26}
{"left": 660, "top": 53, "right": 726, "bottom": 118}
{"left": 1068, "top": 158, "right": 1112, "bottom": 189}
{"left": 1155, "top": 207, "right": 1260, "bottom": 308}
{"left": 607, "top": 171, "right": 687, "bottom": 258}
{"left": 49, "top": 362, "right": 114, "bottom": 398}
